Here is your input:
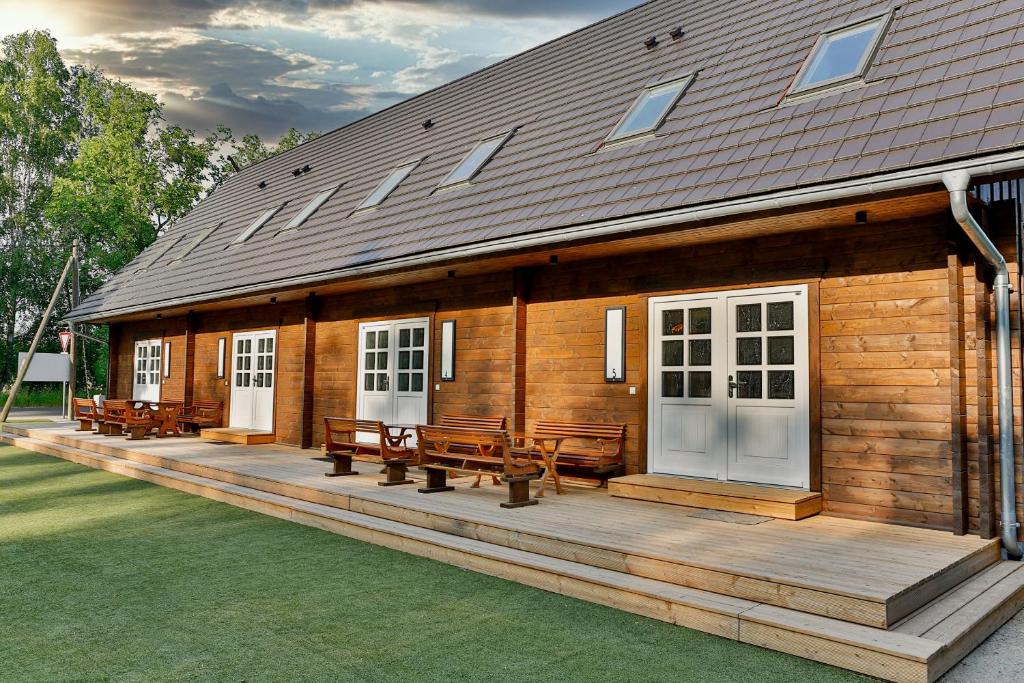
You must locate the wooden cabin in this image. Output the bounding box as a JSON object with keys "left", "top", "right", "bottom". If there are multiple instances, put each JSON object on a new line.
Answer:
{"left": 68, "top": 0, "right": 1024, "bottom": 547}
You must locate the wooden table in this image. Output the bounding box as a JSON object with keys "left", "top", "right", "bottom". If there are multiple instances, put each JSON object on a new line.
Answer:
{"left": 146, "top": 401, "right": 183, "bottom": 437}
{"left": 514, "top": 434, "right": 567, "bottom": 497}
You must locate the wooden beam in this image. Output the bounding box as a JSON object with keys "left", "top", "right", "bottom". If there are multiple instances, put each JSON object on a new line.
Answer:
{"left": 511, "top": 268, "right": 531, "bottom": 434}
{"left": 106, "top": 324, "right": 119, "bottom": 399}
{"left": 976, "top": 260, "right": 997, "bottom": 539}
{"left": 948, "top": 243, "right": 969, "bottom": 535}
{"left": 183, "top": 312, "right": 197, "bottom": 408}
{"left": 300, "top": 293, "right": 318, "bottom": 449}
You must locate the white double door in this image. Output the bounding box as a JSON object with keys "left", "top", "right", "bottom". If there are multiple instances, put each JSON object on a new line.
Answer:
{"left": 132, "top": 339, "right": 162, "bottom": 402}
{"left": 357, "top": 318, "right": 430, "bottom": 439}
{"left": 648, "top": 285, "right": 810, "bottom": 488}
{"left": 229, "top": 330, "right": 276, "bottom": 431}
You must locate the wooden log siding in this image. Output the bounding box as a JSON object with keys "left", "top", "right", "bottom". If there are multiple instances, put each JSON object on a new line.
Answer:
{"left": 104, "top": 211, "right": 1024, "bottom": 535}
{"left": 948, "top": 244, "right": 969, "bottom": 535}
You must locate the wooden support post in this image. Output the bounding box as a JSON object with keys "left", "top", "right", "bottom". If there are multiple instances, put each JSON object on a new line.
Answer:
{"left": 976, "top": 260, "right": 997, "bottom": 539}
{"left": 67, "top": 239, "right": 80, "bottom": 418}
{"left": 183, "top": 312, "right": 197, "bottom": 408}
{"left": 105, "top": 324, "right": 119, "bottom": 399}
{"left": 511, "top": 268, "right": 530, "bottom": 434}
{"left": 300, "top": 293, "right": 318, "bottom": 449}
{"left": 948, "top": 244, "right": 969, "bottom": 535}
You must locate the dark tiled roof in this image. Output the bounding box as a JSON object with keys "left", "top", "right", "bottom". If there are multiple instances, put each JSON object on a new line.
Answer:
{"left": 72, "top": 0, "right": 1024, "bottom": 320}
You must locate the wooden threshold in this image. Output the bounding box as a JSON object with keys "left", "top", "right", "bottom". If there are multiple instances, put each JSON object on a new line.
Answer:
{"left": 199, "top": 427, "right": 275, "bottom": 445}
{"left": 609, "top": 474, "right": 823, "bottom": 520}
{"left": 4, "top": 426, "right": 1022, "bottom": 683}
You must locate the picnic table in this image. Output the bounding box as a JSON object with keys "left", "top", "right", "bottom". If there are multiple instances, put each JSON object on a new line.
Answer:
{"left": 514, "top": 433, "right": 567, "bottom": 497}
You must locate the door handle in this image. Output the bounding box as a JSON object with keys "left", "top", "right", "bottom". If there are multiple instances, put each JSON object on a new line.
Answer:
{"left": 727, "top": 374, "right": 748, "bottom": 398}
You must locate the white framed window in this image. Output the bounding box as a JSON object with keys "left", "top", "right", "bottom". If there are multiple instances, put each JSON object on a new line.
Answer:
{"left": 230, "top": 203, "right": 286, "bottom": 246}
{"left": 163, "top": 342, "right": 171, "bottom": 378}
{"left": 172, "top": 223, "right": 219, "bottom": 262}
{"left": 789, "top": 11, "right": 891, "bottom": 96}
{"left": 279, "top": 185, "right": 342, "bottom": 233}
{"left": 355, "top": 159, "right": 422, "bottom": 211}
{"left": 606, "top": 74, "right": 695, "bottom": 144}
{"left": 437, "top": 131, "right": 514, "bottom": 189}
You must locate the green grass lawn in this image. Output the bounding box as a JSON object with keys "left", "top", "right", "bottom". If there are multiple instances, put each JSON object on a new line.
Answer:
{"left": 0, "top": 444, "right": 869, "bottom": 682}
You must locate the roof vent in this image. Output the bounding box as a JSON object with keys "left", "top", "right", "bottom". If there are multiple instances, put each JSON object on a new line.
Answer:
{"left": 669, "top": 26, "right": 684, "bottom": 40}
{"left": 257, "top": 181, "right": 268, "bottom": 189}
{"left": 644, "top": 36, "right": 658, "bottom": 49}
{"left": 422, "top": 119, "right": 434, "bottom": 130}
{"left": 292, "top": 164, "right": 313, "bottom": 178}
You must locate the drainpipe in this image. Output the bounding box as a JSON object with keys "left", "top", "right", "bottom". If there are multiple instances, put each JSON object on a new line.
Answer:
{"left": 943, "top": 169, "right": 1022, "bottom": 560}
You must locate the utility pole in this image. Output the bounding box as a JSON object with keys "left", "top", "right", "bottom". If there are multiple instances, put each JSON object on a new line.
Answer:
{"left": 67, "top": 239, "right": 80, "bottom": 419}
{"left": 0, "top": 248, "right": 76, "bottom": 426}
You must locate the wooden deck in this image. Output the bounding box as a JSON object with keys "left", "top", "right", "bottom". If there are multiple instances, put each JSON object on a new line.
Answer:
{"left": 4, "top": 422, "right": 1022, "bottom": 683}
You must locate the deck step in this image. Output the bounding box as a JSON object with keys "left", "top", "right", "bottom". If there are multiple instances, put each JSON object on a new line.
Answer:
{"left": 608, "top": 474, "right": 822, "bottom": 520}
{"left": 2, "top": 427, "right": 989, "bottom": 683}
{"left": 199, "top": 427, "right": 275, "bottom": 445}
{"left": 2, "top": 424, "right": 998, "bottom": 632}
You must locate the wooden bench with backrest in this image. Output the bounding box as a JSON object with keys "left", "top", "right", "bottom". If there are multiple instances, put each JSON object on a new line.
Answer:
{"left": 530, "top": 420, "right": 627, "bottom": 482}
{"left": 437, "top": 414, "right": 508, "bottom": 486}
{"left": 72, "top": 398, "right": 101, "bottom": 432}
{"left": 124, "top": 401, "right": 160, "bottom": 440}
{"left": 415, "top": 424, "right": 542, "bottom": 508}
{"left": 178, "top": 400, "right": 223, "bottom": 433}
{"left": 323, "top": 417, "right": 415, "bottom": 485}
{"left": 100, "top": 400, "right": 129, "bottom": 436}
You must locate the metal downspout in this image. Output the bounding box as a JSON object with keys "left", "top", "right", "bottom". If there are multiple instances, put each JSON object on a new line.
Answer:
{"left": 943, "top": 169, "right": 1023, "bottom": 559}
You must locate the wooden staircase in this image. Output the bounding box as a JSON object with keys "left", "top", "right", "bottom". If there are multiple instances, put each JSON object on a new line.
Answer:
{"left": 609, "top": 474, "right": 822, "bottom": 520}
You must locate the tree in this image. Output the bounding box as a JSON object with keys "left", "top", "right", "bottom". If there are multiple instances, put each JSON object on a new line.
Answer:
{"left": 0, "top": 30, "right": 80, "bottom": 384}
{"left": 1, "top": 29, "right": 323, "bottom": 394}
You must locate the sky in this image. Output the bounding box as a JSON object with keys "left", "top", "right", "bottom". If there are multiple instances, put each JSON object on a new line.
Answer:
{"left": 1, "top": 0, "right": 636, "bottom": 141}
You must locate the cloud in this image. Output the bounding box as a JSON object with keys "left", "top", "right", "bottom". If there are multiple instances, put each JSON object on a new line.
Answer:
{"left": 47, "top": 0, "right": 635, "bottom": 139}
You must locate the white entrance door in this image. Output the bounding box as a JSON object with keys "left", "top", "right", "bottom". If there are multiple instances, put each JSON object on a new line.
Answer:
{"left": 229, "top": 330, "right": 276, "bottom": 431}
{"left": 132, "top": 339, "right": 161, "bottom": 402}
{"left": 357, "top": 318, "right": 429, "bottom": 439}
{"left": 648, "top": 285, "right": 809, "bottom": 488}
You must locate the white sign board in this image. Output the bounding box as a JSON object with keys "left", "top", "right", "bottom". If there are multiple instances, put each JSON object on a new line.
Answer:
{"left": 17, "top": 352, "right": 72, "bottom": 382}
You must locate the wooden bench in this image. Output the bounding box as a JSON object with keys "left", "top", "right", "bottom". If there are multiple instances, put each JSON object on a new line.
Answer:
{"left": 178, "top": 400, "right": 223, "bottom": 433}
{"left": 124, "top": 402, "right": 160, "bottom": 440}
{"left": 100, "top": 400, "right": 129, "bottom": 436}
{"left": 416, "top": 425, "right": 542, "bottom": 508}
{"left": 323, "top": 417, "right": 415, "bottom": 485}
{"left": 72, "top": 398, "right": 101, "bottom": 432}
{"left": 437, "top": 414, "right": 508, "bottom": 487}
{"left": 529, "top": 420, "right": 627, "bottom": 482}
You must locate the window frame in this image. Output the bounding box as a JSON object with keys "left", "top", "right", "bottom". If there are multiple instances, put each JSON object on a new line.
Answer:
{"left": 437, "top": 130, "right": 515, "bottom": 190}
{"left": 135, "top": 234, "right": 184, "bottom": 272}
{"left": 604, "top": 73, "right": 695, "bottom": 145}
{"left": 353, "top": 158, "right": 424, "bottom": 213}
{"left": 278, "top": 184, "right": 342, "bottom": 235}
{"left": 229, "top": 202, "right": 287, "bottom": 247}
{"left": 787, "top": 10, "right": 893, "bottom": 98}
{"left": 171, "top": 223, "right": 220, "bottom": 263}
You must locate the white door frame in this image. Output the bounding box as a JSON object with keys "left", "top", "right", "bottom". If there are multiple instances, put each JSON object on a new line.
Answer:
{"left": 132, "top": 338, "right": 162, "bottom": 402}
{"left": 229, "top": 329, "right": 277, "bottom": 431}
{"left": 356, "top": 317, "right": 430, "bottom": 436}
{"left": 647, "top": 284, "right": 810, "bottom": 488}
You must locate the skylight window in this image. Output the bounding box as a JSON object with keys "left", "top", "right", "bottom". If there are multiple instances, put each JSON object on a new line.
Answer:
{"left": 231, "top": 203, "right": 286, "bottom": 246}
{"left": 279, "top": 185, "right": 341, "bottom": 233}
{"left": 438, "top": 131, "right": 514, "bottom": 188}
{"left": 355, "top": 159, "right": 421, "bottom": 211}
{"left": 171, "top": 223, "right": 219, "bottom": 263}
{"left": 790, "top": 13, "right": 890, "bottom": 94}
{"left": 135, "top": 235, "right": 183, "bottom": 272}
{"left": 606, "top": 74, "right": 694, "bottom": 143}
